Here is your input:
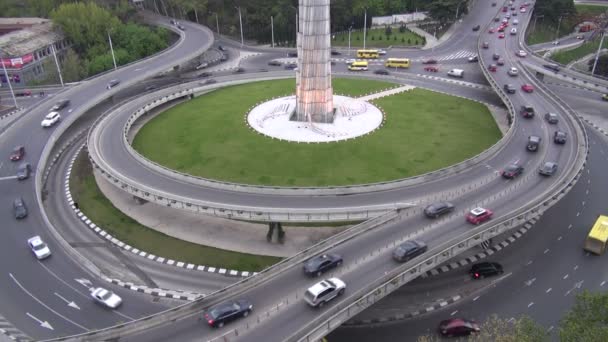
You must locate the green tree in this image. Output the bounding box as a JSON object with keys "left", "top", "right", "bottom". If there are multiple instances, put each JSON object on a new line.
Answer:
{"left": 560, "top": 291, "right": 608, "bottom": 342}
{"left": 60, "top": 48, "right": 84, "bottom": 82}
{"left": 385, "top": 25, "right": 392, "bottom": 36}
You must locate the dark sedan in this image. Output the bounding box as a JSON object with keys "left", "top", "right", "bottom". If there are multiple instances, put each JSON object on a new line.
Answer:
{"left": 424, "top": 201, "right": 455, "bottom": 218}
{"left": 469, "top": 262, "right": 503, "bottom": 279}
{"left": 554, "top": 131, "right": 567, "bottom": 144}
{"left": 13, "top": 197, "right": 28, "bottom": 219}
{"left": 16, "top": 162, "right": 31, "bottom": 180}
{"left": 439, "top": 318, "right": 480, "bottom": 337}
{"left": 10, "top": 145, "right": 25, "bottom": 161}
{"left": 303, "top": 253, "right": 343, "bottom": 277}
{"left": 392, "top": 240, "right": 427, "bottom": 262}
{"left": 374, "top": 69, "right": 390, "bottom": 75}
{"left": 539, "top": 161, "right": 558, "bottom": 176}
{"left": 204, "top": 299, "right": 253, "bottom": 328}
{"left": 501, "top": 163, "right": 524, "bottom": 179}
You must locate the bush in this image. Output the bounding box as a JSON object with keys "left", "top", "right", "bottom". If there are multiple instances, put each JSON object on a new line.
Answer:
{"left": 394, "top": 35, "right": 397, "bottom": 41}
{"left": 399, "top": 24, "right": 406, "bottom": 33}
{"left": 379, "top": 35, "right": 383, "bottom": 40}
{"left": 371, "top": 36, "right": 375, "bottom": 40}
{"left": 385, "top": 25, "right": 392, "bottom": 36}
{"left": 415, "top": 39, "right": 419, "bottom": 45}
{"left": 408, "top": 38, "right": 411, "bottom": 44}
{"left": 402, "top": 37, "right": 405, "bottom": 43}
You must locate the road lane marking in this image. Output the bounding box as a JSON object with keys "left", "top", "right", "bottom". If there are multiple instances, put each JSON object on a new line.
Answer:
{"left": 563, "top": 274, "right": 569, "bottom": 279}
{"left": 26, "top": 312, "right": 53, "bottom": 330}
{"left": 546, "top": 288, "right": 552, "bottom": 293}
{"left": 557, "top": 236, "right": 562, "bottom": 241}
{"left": 574, "top": 265, "right": 579, "bottom": 271}
{"left": 526, "top": 260, "right": 533, "bottom": 266}
{"left": 586, "top": 189, "right": 589, "bottom": 195}
{"left": 577, "top": 212, "right": 580, "bottom": 217}
{"left": 601, "top": 281, "right": 606, "bottom": 287}
{"left": 524, "top": 278, "right": 536, "bottom": 286}
{"left": 528, "top": 302, "right": 534, "bottom": 308}
{"left": 39, "top": 262, "right": 89, "bottom": 298}
{"left": 10, "top": 273, "right": 88, "bottom": 331}
{"left": 544, "top": 249, "right": 550, "bottom": 254}
{"left": 0, "top": 175, "right": 18, "bottom": 181}
{"left": 473, "top": 296, "right": 480, "bottom": 301}
{"left": 547, "top": 326, "right": 554, "bottom": 332}
{"left": 582, "top": 201, "right": 585, "bottom": 206}
{"left": 568, "top": 224, "right": 573, "bottom": 230}
{"left": 450, "top": 310, "right": 458, "bottom": 316}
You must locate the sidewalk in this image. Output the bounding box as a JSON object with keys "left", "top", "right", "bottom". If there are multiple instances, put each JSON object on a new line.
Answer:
{"left": 95, "top": 173, "right": 349, "bottom": 257}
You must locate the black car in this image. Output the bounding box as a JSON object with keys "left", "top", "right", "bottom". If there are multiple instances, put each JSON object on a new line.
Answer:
{"left": 424, "top": 201, "right": 455, "bottom": 218}
{"left": 303, "top": 253, "right": 343, "bottom": 276}
{"left": 198, "top": 72, "right": 211, "bottom": 78}
{"left": 51, "top": 99, "right": 70, "bottom": 111}
{"left": 502, "top": 163, "right": 524, "bottom": 179}
{"left": 106, "top": 79, "right": 120, "bottom": 89}
{"left": 17, "top": 162, "right": 31, "bottom": 180}
{"left": 286, "top": 52, "right": 298, "bottom": 57}
{"left": 472, "top": 25, "right": 481, "bottom": 31}
{"left": 204, "top": 299, "right": 253, "bottom": 328}
{"left": 331, "top": 50, "right": 342, "bottom": 56}
{"left": 554, "top": 130, "right": 567, "bottom": 144}
{"left": 232, "top": 67, "right": 245, "bottom": 74}
{"left": 520, "top": 105, "right": 535, "bottom": 118}
{"left": 469, "top": 262, "right": 503, "bottom": 279}
{"left": 439, "top": 318, "right": 480, "bottom": 337}
{"left": 13, "top": 197, "right": 28, "bottom": 219}
{"left": 10, "top": 145, "right": 25, "bottom": 161}
{"left": 374, "top": 69, "right": 390, "bottom": 75}
{"left": 203, "top": 79, "right": 217, "bottom": 85}
{"left": 492, "top": 53, "right": 500, "bottom": 60}
{"left": 218, "top": 45, "right": 227, "bottom": 52}
{"left": 539, "top": 161, "right": 558, "bottom": 176}
{"left": 284, "top": 63, "right": 298, "bottom": 70}
{"left": 268, "top": 60, "right": 282, "bottom": 66}
{"left": 527, "top": 135, "right": 541, "bottom": 152}
{"left": 393, "top": 240, "right": 427, "bottom": 262}
{"left": 503, "top": 84, "right": 516, "bottom": 94}
{"left": 543, "top": 64, "right": 560, "bottom": 72}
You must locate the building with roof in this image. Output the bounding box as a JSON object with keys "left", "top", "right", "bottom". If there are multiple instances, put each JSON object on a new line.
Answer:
{"left": 0, "top": 20, "right": 69, "bottom": 87}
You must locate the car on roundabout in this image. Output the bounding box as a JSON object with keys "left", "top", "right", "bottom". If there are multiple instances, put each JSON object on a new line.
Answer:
{"left": 488, "top": 28, "right": 495, "bottom": 34}
{"left": 14, "top": 197, "right": 28, "bottom": 219}
{"left": 539, "top": 161, "right": 558, "bottom": 176}
{"left": 527, "top": 135, "right": 542, "bottom": 152}
{"left": 492, "top": 53, "right": 500, "bottom": 60}
{"left": 554, "top": 131, "right": 567, "bottom": 144}
{"left": 468, "top": 55, "right": 479, "bottom": 62}
{"left": 16, "top": 162, "right": 31, "bottom": 180}
{"left": 488, "top": 64, "right": 498, "bottom": 72}
{"left": 204, "top": 299, "right": 253, "bottom": 328}
{"left": 90, "top": 287, "right": 122, "bottom": 309}
{"left": 498, "top": 33, "right": 505, "bottom": 39}
{"left": 424, "top": 201, "right": 455, "bottom": 218}
{"left": 304, "top": 278, "right": 346, "bottom": 308}
{"left": 482, "top": 41, "right": 490, "bottom": 49}
{"left": 439, "top": 318, "right": 481, "bottom": 337}
{"left": 545, "top": 112, "right": 559, "bottom": 124}
{"left": 497, "top": 58, "right": 505, "bottom": 66}
{"left": 303, "top": 253, "right": 343, "bottom": 277}
{"left": 466, "top": 207, "right": 493, "bottom": 225}
{"left": 27, "top": 236, "right": 51, "bottom": 259}
{"left": 521, "top": 105, "right": 535, "bottom": 118}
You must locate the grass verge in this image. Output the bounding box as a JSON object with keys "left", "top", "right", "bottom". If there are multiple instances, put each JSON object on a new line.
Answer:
{"left": 331, "top": 28, "right": 424, "bottom": 48}
{"left": 70, "top": 153, "right": 282, "bottom": 271}
{"left": 551, "top": 39, "right": 608, "bottom": 65}
{"left": 132, "top": 78, "right": 501, "bottom": 187}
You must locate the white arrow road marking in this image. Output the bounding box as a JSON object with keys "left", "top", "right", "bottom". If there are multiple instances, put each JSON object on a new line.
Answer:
{"left": 26, "top": 313, "right": 53, "bottom": 330}
{"left": 68, "top": 109, "right": 73, "bottom": 113}
{"left": 54, "top": 293, "right": 80, "bottom": 310}
{"left": 9, "top": 273, "right": 88, "bottom": 331}
{"left": 0, "top": 175, "right": 18, "bottom": 181}
{"left": 75, "top": 278, "right": 93, "bottom": 289}
{"left": 524, "top": 277, "right": 536, "bottom": 286}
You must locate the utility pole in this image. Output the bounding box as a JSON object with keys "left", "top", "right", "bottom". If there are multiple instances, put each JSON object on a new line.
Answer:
{"left": 214, "top": 13, "right": 220, "bottom": 35}
{"left": 50, "top": 44, "right": 64, "bottom": 87}
{"left": 591, "top": 30, "right": 606, "bottom": 75}
{"left": 271, "top": 16, "right": 275, "bottom": 48}
{"left": 363, "top": 8, "right": 367, "bottom": 49}
{"left": 0, "top": 49, "right": 18, "bottom": 107}
{"left": 235, "top": 6, "right": 244, "bottom": 47}
{"left": 348, "top": 26, "right": 352, "bottom": 55}
{"left": 555, "top": 16, "right": 563, "bottom": 42}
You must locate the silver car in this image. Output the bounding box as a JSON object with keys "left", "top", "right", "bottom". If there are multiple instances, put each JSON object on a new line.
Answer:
{"left": 539, "top": 162, "right": 558, "bottom": 176}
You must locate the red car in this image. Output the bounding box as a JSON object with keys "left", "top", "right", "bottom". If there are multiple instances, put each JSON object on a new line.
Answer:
{"left": 466, "top": 207, "right": 493, "bottom": 224}
{"left": 521, "top": 84, "right": 534, "bottom": 92}
{"left": 424, "top": 66, "right": 439, "bottom": 72}
{"left": 488, "top": 64, "right": 497, "bottom": 72}
{"left": 488, "top": 28, "right": 495, "bottom": 33}
{"left": 422, "top": 59, "right": 438, "bottom": 64}
{"left": 439, "top": 318, "right": 481, "bottom": 337}
{"left": 10, "top": 145, "right": 25, "bottom": 161}
{"left": 498, "top": 26, "right": 505, "bottom": 32}
{"left": 498, "top": 33, "right": 505, "bottom": 39}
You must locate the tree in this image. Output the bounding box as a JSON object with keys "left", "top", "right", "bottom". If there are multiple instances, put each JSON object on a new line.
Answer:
{"left": 60, "top": 48, "right": 84, "bottom": 82}
{"left": 417, "top": 315, "right": 548, "bottom": 342}
{"left": 560, "top": 291, "right": 608, "bottom": 342}
{"left": 588, "top": 54, "right": 608, "bottom": 77}
{"left": 385, "top": 25, "right": 392, "bottom": 36}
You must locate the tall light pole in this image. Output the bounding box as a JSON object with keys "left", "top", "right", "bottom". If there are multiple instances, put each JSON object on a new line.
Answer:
{"left": 532, "top": 15, "right": 544, "bottom": 34}
{"left": 363, "top": 8, "right": 367, "bottom": 49}
{"left": 591, "top": 29, "right": 606, "bottom": 75}
{"left": 555, "top": 16, "right": 563, "bottom": 41}
{"left": 50, "top": 44, "right": 64, "bottom": 87}
{"left": 235, "top": 6, "right": 244, "bottom": 47}
{"left": 455, "top": 0, "right": 466, "bottom": 20}
{"left": 107, "top": 30, "right": 118, "bottom": 70}
{"left": 213, "top": 13, "right": 220, "bottom": 35}
{"left": 271, "top": 16, "right": 275, "bottom": 48}
{"left": 348, "top": 25, "right": 353, "bottom": 55}
{"left": 0, "top": 49, "right": 18, "bottom": 107}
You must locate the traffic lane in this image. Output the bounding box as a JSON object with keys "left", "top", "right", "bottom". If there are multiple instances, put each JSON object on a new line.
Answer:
{"left": 549, "top": 83, "right": 608, "bottom": 116}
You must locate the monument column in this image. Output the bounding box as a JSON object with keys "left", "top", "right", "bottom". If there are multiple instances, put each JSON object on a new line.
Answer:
{"left": 294, "top": 0, "right": 334, "bottom": 123}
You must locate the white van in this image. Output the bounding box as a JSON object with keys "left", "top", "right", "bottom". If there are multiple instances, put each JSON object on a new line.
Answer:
{"left": 447, "top": 69, "right": 464, "bottom": 78}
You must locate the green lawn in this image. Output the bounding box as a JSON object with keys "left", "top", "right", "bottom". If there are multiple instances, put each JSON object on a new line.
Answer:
{"left": 527, "top": 5, "right": 608, "bottom": 45}
{"left": 331, "top": 28, "right": 424, "bottom": 48}
{"left": 551, "top": 38, "right": 608, "bottom": 65}
{"left": 132, "top": 78, "right": 501, "bottom": 187}
{"left": 70, "top": 153, "right": 281, "bottom": 271}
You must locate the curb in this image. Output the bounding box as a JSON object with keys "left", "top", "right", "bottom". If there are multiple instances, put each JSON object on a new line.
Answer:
{"left": 0, "top": 313, "right": 31, "bottom": 341}
{"left": 65, "top": 144, "right": 258, "bottom": 279}
{"left": 105, "top": 277, "right": 203, "bottom": 301}
{"left": 0, "top": 107, "right": 24, "bottom": 120}
{"left": 343, "top": 217, "right": 539, "bottom": 326}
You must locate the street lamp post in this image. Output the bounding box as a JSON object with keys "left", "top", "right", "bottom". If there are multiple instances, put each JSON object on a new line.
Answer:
{"left": 214, "top": 13, "right": 220, "bottom": 35}
{"left": 235, "top": 6, "right": 244, "bottom": 47}
{"left": 0, "top": 49, "right": 18, "bottom": 108}
{"left": 271, "top": 16, "right": 275, "bottom": 48}
{"left": 348, "top": 26, "right": 353, "bottom": 55}
{"left": 555, "top": 16, "right": 563, "bottom": 41}
{"left": 591, "top": 30, "right": 606, "bottom": 75}
{"left": 50, "top": 44, "right": 64, "bottom": 87}
{"left": 363, "top": 8, "right": 367, "bottom": 50}
{"left": 107, "top": 30, "right": 118, "bottom": 70}
{"left": 455, "top": 0, "right": 466, "bottom": 21}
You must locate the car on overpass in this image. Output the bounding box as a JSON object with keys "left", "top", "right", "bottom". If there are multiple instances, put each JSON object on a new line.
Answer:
{"left": 424, "top": 201, "right": 455, "bottom": 218}
{"left": 466, "top": 207, "right": 493, "bottom": 225}
{"left": 521, "top": 84, "right": 534, "bottom": 93}
{"left": 503, "top": 84, "right": 516, "bottom": 94}
{"left": 51, "top": 99, "right": 70, "bottom": 111}
{"left": 545, "top": 112, "right": 559, "bottom": 124}
{"left": 508, "top": 67, "right": 518, "bottom": 76}
{"left": 392, "top": 240, "right": 428, "bottom": 262}
{"left": 439, "top": 318, "right": 481, "bottom": 337}
{"left": 516, "top": 50, "right": 527, "bottom": 57}
{"left": 527, "top": 135, "right": 542, "bottom": 152}
{"left": 303, "top": 253, "right": 343, "bottom": 277}
{"left": 304, "top": 278, "right": 346, "bottom": 308}
{"left": 204, "top": 299, "right": 253, "bottom": 328}
{"left": 520, "top": 105, "right": 535, "bottom": 118}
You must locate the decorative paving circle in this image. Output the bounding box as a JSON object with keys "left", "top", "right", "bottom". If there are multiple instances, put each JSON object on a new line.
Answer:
{"left": 246, "top": 95, "right": 384, "bottom": 143}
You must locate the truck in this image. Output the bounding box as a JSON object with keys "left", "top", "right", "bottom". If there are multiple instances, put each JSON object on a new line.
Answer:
{"left": 584, "top": 215, "right": 608, "bottom": 255}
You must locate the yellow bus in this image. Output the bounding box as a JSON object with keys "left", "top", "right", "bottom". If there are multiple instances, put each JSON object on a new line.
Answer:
{"left": 348, "top": 61, "right": 368, "bottom": 71}
{"left": 385, "top": 58, "right": 411, "bottom": 68}
{"left": 356, "top": 49, "right": 379, "bottom": 59}
{"left": 584, "top": 215, "right": 608, "bottom": 255}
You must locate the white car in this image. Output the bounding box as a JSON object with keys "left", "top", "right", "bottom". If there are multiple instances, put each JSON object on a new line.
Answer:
{"left": 378, "top": 49, "right": 387, "bottom": 55}
{"left": 304, "top": 277, "right": 346, "bottom": 307}
{"left": 508, "top": 67, "right": 519, "bottom": 76}
{"left": 552, "top": 40, "right": 560, "bottom": 45}
{"left": 513, "top": 19, "right": 519, "bottom": 25}
{"left": 27, "top": 236, "right": 51, "bottom": 259}
{"left": 510, "top": 28, "right": 517, "bottom": 35}
{"left": 345, "top": 59, "right": 356, "bottom": 65}
{"left": 41, "top": 111, "right": 61, "bottom": 127}
{"left": 91, "top": 287, "right": 123, "bottom": 309}
{"left": 516, "top": 50, "right": 527, "bottom": 57}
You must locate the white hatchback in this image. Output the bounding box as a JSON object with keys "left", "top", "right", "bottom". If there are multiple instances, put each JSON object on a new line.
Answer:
{"left": 41, "top": 111, "right": 61, "bottom": 127}
{"left": 91, "top": 287, "right": 123, "bottom": 309}
{"left": 27, "top": 236, "right": 51, "bottom": 259}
